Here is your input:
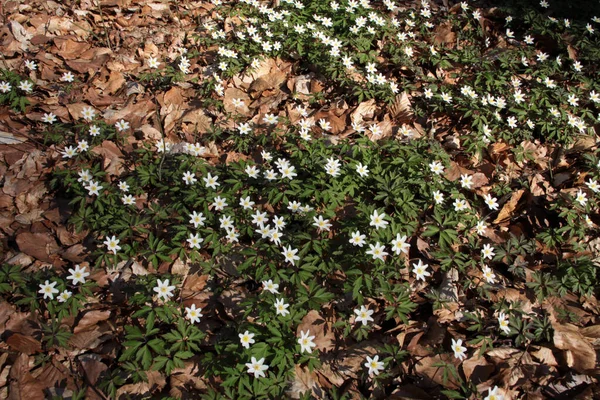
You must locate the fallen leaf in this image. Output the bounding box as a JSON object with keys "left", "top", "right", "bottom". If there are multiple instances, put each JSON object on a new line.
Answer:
{"left": 388, "top": 92, "right": 414, "bottom": 123}
{"left": 74, "top": 310, "right": 111, "bottom": 334}
{"left": 494, "top": 189, "right": 524, "bottom": 224}
{"left": 297, "top": 309, "right": 336, "bottom": 353}
{"left": 552, "top": 322, "right": 596, "bottom": 372}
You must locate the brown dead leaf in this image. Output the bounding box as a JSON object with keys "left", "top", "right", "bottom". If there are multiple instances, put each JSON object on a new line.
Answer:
{"left": 223, "top": 88, "right": 251, "bottom": 116}
{"left": 494, "top": 189, "right": 524, "bottom": 224}
{"left": 116, "top": 370, "right": 166, "bottom": 397}
{"left": 462, "top": 356, "right": 494, "bottom": 384}
{"left": 78, "top": 354, "right": 108, "bottom": 385}
{"left": 350, "top": 99, "right": 376, "bottom": 126}
{"left": 553, "top": 322, "right": 596, "bottom": 372}
{"left": 433, "top": 22, "right": 456, "bottom": 47}
{"left": 388, "top": 92, "right": 413, "bottom": 123}
{"left": 297, "top": 310, "right": 335, "bottom": 353}
{"left": 15, "top": 231, "right": 59, "bottom": 263}
{"left": 8, "top": 354, "right": 45, "bottom": 400}
{"left": 91, "top": 140, "right": 124, "bottom": 176}
{"left": 414, "top": 354, "right": 460, "bottom": 388}
{"left": 74, "top": 310, "right": 111, "bottom": 334}
{"left": 287, "top": 365, "right": 324, "bottom": 399}
{"left": 531, "top": 346, "right": 558, "bottom": 367}
{"left": 5, "top": 332, "right": 42, "bottom": 355}
{"left": 65, "top": 48, "right": 112, "bottom": 74}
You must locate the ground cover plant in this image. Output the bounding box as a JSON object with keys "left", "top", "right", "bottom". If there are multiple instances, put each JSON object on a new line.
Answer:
{"left": 1, "top": 0, "right": 600, "bottom": 398}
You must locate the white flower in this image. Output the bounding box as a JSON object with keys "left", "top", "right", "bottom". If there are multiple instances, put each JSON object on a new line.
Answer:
{"left": 274, "top": 298, "right": 290, "bottom": 316}
{"left": 38, "top": 280, "right": 59, "bottom": 300}
{"left": 251, "top": 210, "right": 268, "bottom": 226}
{"left": 262, "top": 279, "right": 279, "bottom": 294}
{"left": 203, "top": 173, "right": 220, "bottom": 189}
{"left": 25, "top": 60, "right": 37, "bottom": 70}
{"left": 412, "top": 259, "right": 430, "bottom": 281}
{"left": 189, "top": 211, "right": 206, "bottom": 228}
{"left": 482, "top": 265, "right": 496, "bottom": 284}
{"left": 350, "top": 231, "right": 366, "bottom": 247}
{"left": 77, "top": 140, "right": 89, "bottom": 152}
{"left": 319, "top": 119, "right": 331, "bottom": 131}
{"left": 77, "top": 169, "right": 92, "bottom": 183}
{"left": 273, "top": 215, "right": 286, "bottom": 230}
{"left": 298, "top": 330, "right": 316, "bottom": 353}
{"left": 355, "top": 162, "right": 369, "bottom": 177}
{"left": 370, "top": 210, "right": 389, "bottom": 230}
{"left": 183, "top": 171, "right": 197, "bottom": 185}
{"left": 239, "top": 330, "right": 255, "bottom": 349}
{"left": 89, "top": 125, "right": 101, "bottom": 136}
{"left": 484, "top": 386, "right": 505, "bottom": 400}
{"left": 453, "top": 198, "right": 468, "bottom": 211}
{"left": 80, "top": 106, "right": 96, "bottom": 121}
{"left": 154, "top": 279, "right": 176, "bottom": 301}
{"left": 282, "top": 246, "right": 300, "bottom": 265}
{"left": 245, "top": 165, "right": 259, "bottom": 178}
{"left": 354, "top": 305, "right": 374, "bottom": 326}
{"left": 0, "top": 81, "right": 11, "bottom": 93}
{"left": 498, "top": 312, "right": 510, "bottom": 334}
{"left": 364, "top": 355, "right": 385, "bottom": 376}
{"left": 433, "top": 190, "right": 444, "bottom": 204}
{"left": 122, "top": 194, "right": 136, "bottom": 205}
{"left": 575, "top": 190, "right": 587, "bottom": 206}
{"left": 451, "top": 338, "right": 467, "bottom": 361}
{"left": 115, "top": 119, "right": 130, "bottom": 131}
{"left": 84, "top": 179, "right": 103, "bottom": 196}
{"left": 104, "top": 235, "right": 120, "bottom": 254}
{"left": 263, "top": 113, "right": 279, "bottom": 125}
{"left": 42, "top": 113, "right": 57, "bottom": 124}
{"left": 238, "top": 122, "right": 252, "bottom": 135}
{"left": 212, "top": 196, "right": 228, "bottom": 211}
{"left": 147, "top": 56, "right": 159, "bottom": 69}
{"left": 429, "top": 161, "right": 444, "bottom": 175}
{"left": 239, "top": 196, "right": 255, "bottom": 210}
{"left": 246, "top": 357, "right": 269, "bottom": 378}
{"left": 460, "top": 174, "right": 473, "bottom": 189}
{"left": 313, "top": 215, "right": 332, "bottom": 232}
{"left": 18, "top": 81, "right": 33, "bottom": 93}
{"left": 58, "top": 290, "right": 72, "bottom": 303}
{"left": 219, "top": 215, "right": 234, "bottom": 231}
{"left": 475, "top": 220, "right": 487, "bottom": 236}
{"left": 187, "top": 233, "right": 203, "bottom": 249}
{"left": 586, "top": 179, "right": 600, "bottom": 193}
{"left": 366, "top": 242, "right": 388, "bottom": 261}
{"left": 567, "top": 94, "right": 579, "bottom": 107}
{"left": 185, "top": 304, "right": 203, "bottom": 323}
{"left": 391, "top": 234, "right": 410, "bottom": 255}
{"left": 481, "top": 243, "right": 495, "bottom": 260}
{"left": 61, "top": 72, "right": 75, "bottom": 82}
{"left": 67, "top": 265, "right": 89, "bottom": 285}
{"left": 484, "top": 193, "right": 499, "bottom": 210}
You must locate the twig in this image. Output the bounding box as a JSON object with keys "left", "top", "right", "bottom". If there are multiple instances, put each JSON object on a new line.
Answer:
{"left": 151, "top": 93, "right": 167, "bottom": 182}
{"left": 96, "top": 0, "right": 113, "bottom": 51}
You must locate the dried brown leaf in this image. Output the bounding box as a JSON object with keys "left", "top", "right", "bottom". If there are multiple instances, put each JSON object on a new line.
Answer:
{"left": 494, "top": 189, "right": 524, "bottom": 224}
{"left": 553, "top": 322, "right": 596, "bottom": 372}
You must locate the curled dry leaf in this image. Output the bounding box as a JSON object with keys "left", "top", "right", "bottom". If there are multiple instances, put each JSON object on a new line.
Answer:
{"left": 494, "top": 189, "right": 525, "bottom": 224}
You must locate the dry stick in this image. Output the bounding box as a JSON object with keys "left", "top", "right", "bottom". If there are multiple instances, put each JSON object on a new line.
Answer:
{"left": 96, "top": 0, "right": 113, "bottom": 51}
{"left": 152, "top": 94, "right": 167, "bottom": 182}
